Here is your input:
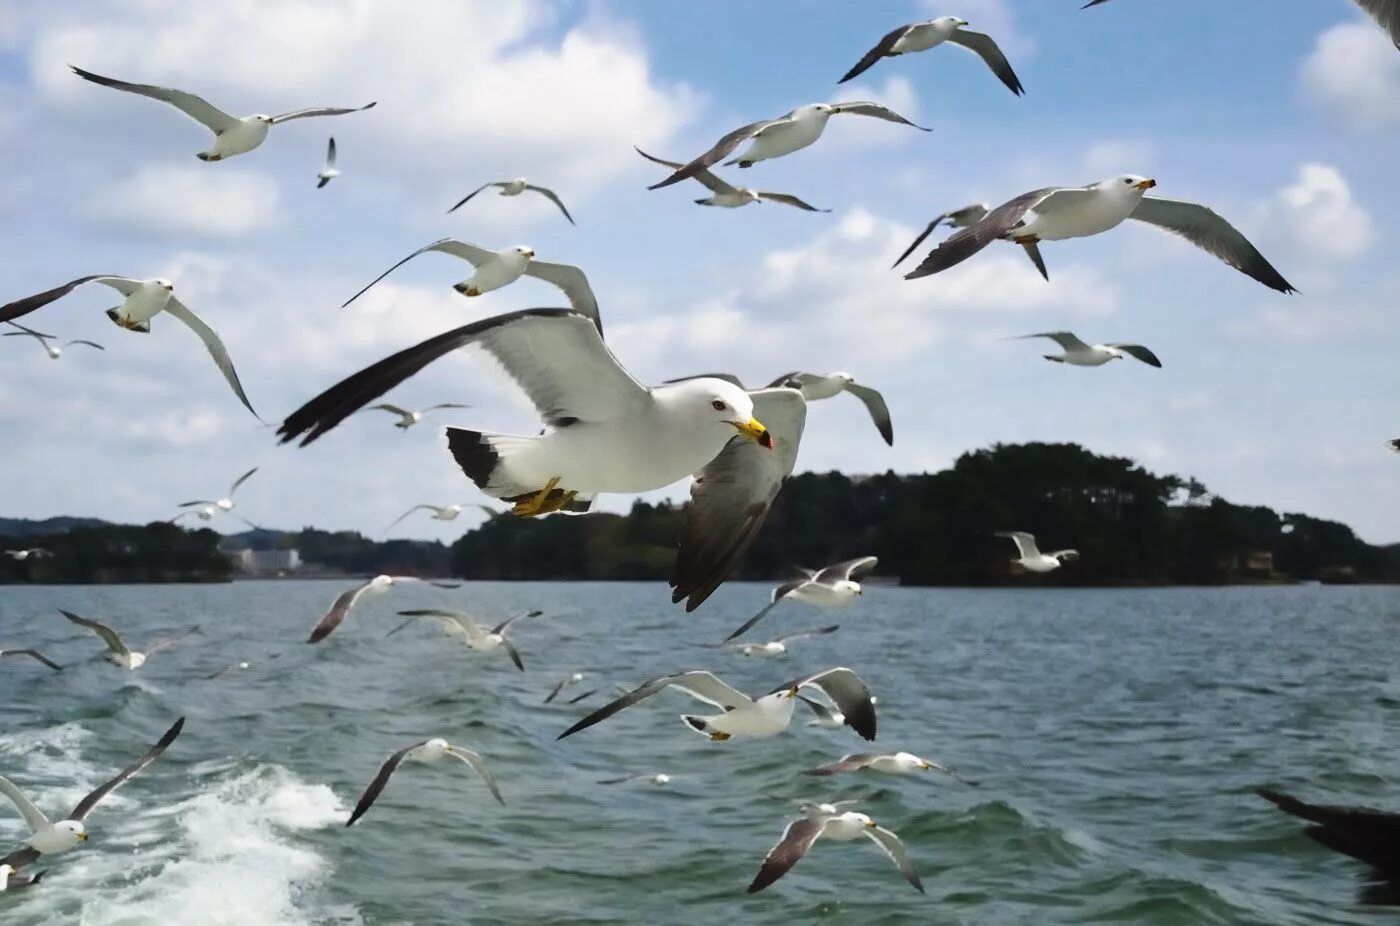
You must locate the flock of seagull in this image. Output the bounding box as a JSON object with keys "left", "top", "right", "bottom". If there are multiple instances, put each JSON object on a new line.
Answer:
{"left": 4, "top": 0, "right": 1400, "bottom": 909}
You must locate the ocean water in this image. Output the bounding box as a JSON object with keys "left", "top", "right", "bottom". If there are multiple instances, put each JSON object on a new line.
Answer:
{"left": 1, "top": 580, "right": 1398, "bottom": 925}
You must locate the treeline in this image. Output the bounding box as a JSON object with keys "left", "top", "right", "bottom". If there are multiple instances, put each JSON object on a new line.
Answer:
{"left": 448, "top": 443, "right": 1400, "bottom": 586}
{"left": 236, "top": 527, "right": 453, "bottom": 576}
{"left": 0, "top": 522, "right": 234, "bottom": 584}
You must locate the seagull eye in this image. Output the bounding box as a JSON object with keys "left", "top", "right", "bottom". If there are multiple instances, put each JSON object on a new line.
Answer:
{"left": 711, "top": 400, "right": 726, "bottom": 411}
{"left": 1123, "top": 179, "right": 1133, "bottom": 185}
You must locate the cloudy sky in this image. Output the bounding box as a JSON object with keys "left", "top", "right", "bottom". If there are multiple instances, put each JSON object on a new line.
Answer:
{"left": 0, "top": 0, "right": 1396, "bottom": 544}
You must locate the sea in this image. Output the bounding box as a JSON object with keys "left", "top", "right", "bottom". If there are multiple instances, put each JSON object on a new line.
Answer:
{"left": 1, "top": 580, "right": 1397, "bottom": 925}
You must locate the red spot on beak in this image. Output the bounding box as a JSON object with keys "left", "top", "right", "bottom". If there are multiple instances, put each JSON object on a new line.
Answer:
{"left": 758, "top": 431, "right": 774, "bottom": 450}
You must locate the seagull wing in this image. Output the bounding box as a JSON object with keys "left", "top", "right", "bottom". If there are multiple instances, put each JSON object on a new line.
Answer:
{"left": 722, "top": 577, "right": 810, "bottom": 642}
{"left": 815, "top": 556, "right": 879, "bottom": 584}
{"left": 946, "top": 29, "right": 1025, "bottom": 95}
{"left": 755, "top": 191, "right": 829, "bottom": 212}
{"left": 522, "top": 260, "right": 601, "bottom": 334}
{"left": 778, "top": 667, "right": 876, "bottom": 741}
{"left": 796, "top": 694, "right": 838, "bottom": 724}
{"left": 325, "top": 136, "right": 337, "bottom": 168}
{"left": 558, "top": 670, "right": 752, "bottom": 739}
{"left": 841, "top": 382, "right": 893, "bottom": 446}
{"left": 279, "top": 309, "right": 649, "bottom": 447}
{"left": 162, "top": 297, "right": 259, "bottom": 420}
{"left": 268, "top": 101, "right": 376, "bottom": 124}
{"left": 0, "top": 275, "right": 141, "bottom": 324}
{"left": 1129, "top": 197, "right": 1295, "bottom": 293}
{"left": 0, "top": 777, "right": 54, "bottom": 833}
{"left": 395, "top": 609, "right": 485, "bottom": 642}
{"left": 342, "top": 239, "right": 496, "bottom": 307}
{"left": 60, "top": 610, "right": 130, "bottom": 657}
{"left": 491, "top": 609, "right": 542, "bottom": 636}
{"left": 1257, "top": 787, "right": 1400, "bottom": 872}
{"left": 0, "top": 650, "right": 62, "bottom": 671}
{"left": 828, "top": 101, "right": 931, "bottom": 130}
{"left": 866, "top": 826, "right": 924, "bottom": 892}
{"left": 69, "top": 717, "right": 185, "bottom": 822}
{"left": 647, "top": 118, "right": 782, "bottom": 190}
{"left": 444, "top": 745, "right": 506, "bottom": 805}
{"left": 368, "top": 403, "right": 413, "bottom": 417}
{"left": 804, "top": 753, "right": 880, "bottom": 776}
{"left": 544, "top": 677, "right": 571, "bottom": 703}
{"left": 422, "top": 403, "right": 470, "bottom": 412}
{"left": 995, "top": 531, "right": 1040, "bottom": 559}
{"left": 227, "top": 466, "right": 259, "bottom": 499}
{"left": 838, "top": 24, "right": 914, "bottom": 83}
{"left": 307, "top": 579, "right": 378, "bottom": 643}
{"left": 634, "top": 146, "right": 733, "bottom": 194}
{"left": 1107, "top": 343, "right": 1163, "bottom": 367}
{"left": 774, "top": 624, "right": 840, "bottom": 645}
{"left": 346, "top": 741, "right": 424, "bottom": 827}
{"left": 64, "top": 340, "right": 105, "bottom": 351}
{"left": 664, "top": 373, "right": 747, "bottom": 389}
{"left": 904, "top": 187, "right": 1073, "bottom": 279}
{"left": 671, "top": 388, "right": 807, "bottom": 611}
{"left": 501, "top": 638, "right": 523, "bottom": 671}
{"left": 1012, "top": 331, "right": 1089, "bottom": 352}
{"left": 747, "top": 816, "right": 826, "bottom": 893}
{"left": 1354, "top": 0, "right": 1400, "bottom": 47}
{"left": 144, "top": 626, "right": 199, "bottom": 656}
{"left": 384, "top": 504, "right": 437, "bottom": 532}
{"left": 446, "top": 183, "right": 500, "bottom": 214}
{"left": 69, "top": 67, "right": 238, "bottom": 132}
{"left": 891, "top": 216, "right": 950, "bottom": 269}
{"left": 523, "top": 185, "right": 576, "bottom": 225}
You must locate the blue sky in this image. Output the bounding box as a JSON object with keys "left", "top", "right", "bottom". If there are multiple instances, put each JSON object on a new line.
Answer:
{"left": 0, "top": 0, "right": 1396, "bottom": 543}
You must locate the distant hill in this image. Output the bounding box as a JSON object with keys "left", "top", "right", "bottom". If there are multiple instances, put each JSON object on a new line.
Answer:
{"left": 0, "top": 516, "right": 113, "bottom": 538}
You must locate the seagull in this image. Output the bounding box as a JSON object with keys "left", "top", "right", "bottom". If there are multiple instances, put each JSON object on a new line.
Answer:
{"left": 1389, "top": 439, "right": 1400, "bottom": 454}
{"left": 0, "top": 649, "right": 61, "bottom": 671}
{"left": 276, "top": 308, "right": 808, "bottom": 612}
{"left": 748, "top": 807, "right": 922, "bottom": 894}
{"left": 891, "top": 203, "right": 990, "bottom": 268}
{"left": 345, "top": 738, "right": 504, "bottom": 828}
{"left": 4, "top": 549, "right": 49, "bottom": 562}
{"left": 364, "top": 402, "right": 470, "bottom": 430}
{"left": 800, "top": 693, "right": 878, "bottom": 730}
{"left": 447, "top": 179, "right": 575, "bottom": 225}
{"left": 544, "top": 671, "right": 588, "bottom": 703}
{"left": 384, "top": 503, "right": 471, "bottom": 533}
{"left": 305, "top": 575, "right": 460, "bottom": 643}
{"left": 386, "top": 608, "right": 542, "bottom": 671}
{"left": 177, "top": 466, "right": 258, "bottom": 513}
{"left": 597, "top": 773, "right": 672, "bottom": 786}
{"left": 1257, "top": 788, "right": 1400, "bottom": 902}
{"left": 726, "top": 556, "right": 878, "bottom": 641}
{"left": 995, "top": 531, "right": 1078, "bottom": 574}
{"left": 903, "top": 175, "right": 1295, "bottom": 292}
{"left": 717, "top": 625, "right": 840, "bottom": 659}
{"left": 3, "top": 321, "right": 103, "bottom": 360}
{"left": 840, "top": 16, "right": 1023, "bottom": 95}
{"left": 0, "top": 717, "right": 185, "bottom": 872}
{"left": 648, "top": 102, "right": 930, "bottom": 189}
{"left": 558, "top": 667, "right": 876, "bottom": 742}
{"left": 767, "top": 372, "right": 892, "bottom": 446}
{"left": 1008, "top": 332, "right": 1161, "bottom": 368}
{"left": 0, "top": 275, "right": 259, "bottom": 417}
{"left": 0, "top": 864, "right": 43, "bottom": 892}
{"left": 316, "top": 137, "right": 339, "bottom": 188}
{"left": 170, "top": 505, "right": 258, "bottom": 529}
{"left": 805, "top": 751, "right": 979, "bottom": 786}
{"left": 60, "top": 610, "right": 196, "bottom": 670}
{"left": 634, "top": 148, "right": 829, "bottom": 211}
{"left": 69, "top": 66, "right": 376, "bottom": 162}
{"left": 341, "top": 240, "right": 601, "bottom": 332}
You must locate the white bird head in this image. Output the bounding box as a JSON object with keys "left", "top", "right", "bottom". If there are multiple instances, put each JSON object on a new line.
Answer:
{"left": 152, "top": 278, "right": 175, "bottom": 291}
{"left": 510, "top": 245, "right": 536, "bottom": 259}
{"left": 738, "top": 188, "right": 762, "bottom": 204}
{"left": 840, "top": 811, "right": 877, "bottom": 828}
{"left": 835, "top": 578, "right": 862, "bottom": 595}
{"left": 800, "top": 103, "right": 836, "bottom": 117}
{"left": 371, "top": 575, "right": 394, "bottom": 589}
{"left": 895, "top": 751, "right": 929, "bottom": 769}
{"left": 930, "top": 16, "right": 967, "bottom": 28}
{"left": 47, "top": 345, "right": 61, "bottom": 359}
{"left": 831, "top": 371, "right": 855, "bottom": 384}
{"left": 255, "top": 114, "right": 274, "bottom": 124}
{"left": 55, "top": 820, "right": 88, "bottom": 842}
{"left": 424, "top": 737, "right": 450, "bottom": 753}
{"left": 1099, "top": 174, "right": 1157, "bottom": 200}
{"left": 666, "top": 379, "right": 772, "bottom": 449}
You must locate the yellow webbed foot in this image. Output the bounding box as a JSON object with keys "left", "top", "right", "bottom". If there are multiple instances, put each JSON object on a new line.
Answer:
{"left": 709, "top": 731, "right": 731, "bottom": 742}
{"left": 510, "top": 477, "right": 562, "bottom": 518}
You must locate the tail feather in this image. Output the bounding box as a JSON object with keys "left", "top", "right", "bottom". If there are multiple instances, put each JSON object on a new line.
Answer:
{"left": 445, "top": 428, "right": 548, "bottom": 502}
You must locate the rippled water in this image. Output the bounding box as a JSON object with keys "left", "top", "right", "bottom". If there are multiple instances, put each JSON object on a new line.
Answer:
{"left": 1, "top": 580, "right": 1398, "bottom": 925}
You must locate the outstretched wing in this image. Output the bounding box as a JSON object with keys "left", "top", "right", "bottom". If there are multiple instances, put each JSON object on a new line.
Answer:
{"left": 0, "top": 649, "right": 62, "bottom": 671}
{"left": 60, "top": 610, "right": 130, "bottom": 657}
{"left": 491, "top": 609, "right": 543, "bottom": 636}
{"left": 0, "top": 275, "right": 139, "bottom": 324}
{"left": 722, "top": 576, "right": 811, "bottom": 642}
{"left": 866, "top": 826, "right": 925, "bottom": 892}
{"left": 269, "top": 102, "right": 376, "bottom": 124}
{"left": 829, "top": 101, "right": 931, "bottom": 130}
{"left": 747, "top": 817, "right": 825, "bottom": 893}
{"left": 385, "top": 504, "right": 437, "bottom": 532}
{"left": 227, "top": 467, "right": 259, "bottom": 499}
{"left": 774, "top": 624, "right": 840, "bottom": 645}
{"left": 838, "top": 24, "right": 913, "bottom": 84}
{"left": 307, "top": 579, "right": 377, "bottom": 643}
{"left": 346, "top": 741, "right": 424, "bottom": 827}
{"left": 904, "top": 187, "right": 1068, "bottom": 280}
{"left": 635, "top": 146, "right": 734, "bottom": 195}
{"left": 0, "top": 776, "right": 53, "bottom": 833}
{"left": 557, "top": 671, "right": 752, "bottom": 739}
{"left": 804, "top": 753, "right": 879, "bottom": 776}
{"left": 524, "top": 185, "right": 576, "bottom": 225}
{"left": 163, "top": 297, "right": 260, "bottom": 420}
{"left": 522, "top": 260, "right": 602, "bottom": 335}
{"left": 1129, "top": 197, "right": 1295, "bottom": 293}
{"left": 647, "top": 118, "right": 782, "bottom": 190}
{"left": 70, "top": 717, "right": 186, "bottom": 821}
{"left": 444, "top": 745, "right": 506, "bottom": 805}
{"left": 342, "top": 239, "right": 497, "bottom": 308}
{"left": 446, "top": 183, "right": 501, "bottom": 214}
{"left": 1011, "top": 331, "right": 1089, "bottom": 352}
{"left": 779, "top": 667, "right": 876, "bottom": 741}
{"left": 995, "top": 530, "right": 1040, "bottom": 559}
{"left": 815, "top": 556, "right": 878, "bottom": 584}
{"left": 844, "top": 382, "right": 893, "bottom": 445}
{"left": 756, "top": 191, "right": 829, "bottom": 212}
{"left": 1355, "top": 0, "right": 1400, "bottom": 48}
{"left": 946, "top": 29, "right": 1024, "bottom": 95}
{"left": 70, "top": 66, "right": 238, "bottom": 131}
{"left": 1108, "top": 343, "right": 1163, "bottom": 367}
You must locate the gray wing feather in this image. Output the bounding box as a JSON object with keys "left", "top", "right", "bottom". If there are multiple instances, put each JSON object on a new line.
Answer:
{"left": 756, "top": 191, "right": 829, "bottom": 212}
{"left": 1129, "top": 197, "right": 1295, "bottom": 293}
{"left": 342, "top": 239, "right": 495, "bottom": 307}
{"left": 778, "top": 667, "right": 876, "bottom": 741}
{"left": 1109, "top": 343, "right": 1163, "bottom": 367}
{"left": 557, "top": 671, "right": 751, "bottom": 739}
{"left": 647, "top": 118, "right": 779, "bottom": 189}
{"left": 446, "top": 183, "right": 497, "bottom": 214}
{"left": 524, "top": 186, "right": 576, "bottom": 225}
{"left": 815, "top": 556, "right": 878, "bottom": 584}
{"left": 268, "top": 102, "right": 376, "bottom": 124}
{"left": 346, "top": 741, "right": 424, "bottom": 827}
{"left": 0, "top": 275, "right": 134, "bottom": 324}
{"left": 69, "top": 717, "right": 185, "bottom": 821}
{"left": 866, "top": 826, "right": 924, "bottom": 892}
{"left": 747, "top": 817, "right": 825, "bottom": 893}
{"left": 307, "top": 579, "right": 375, "bottom": 643}
{"left": 804, "top": 753, "right": 878, "bottom": 776}
{"left": 904, "top": 187, "right": 1062, "bottom": 279}
{"left": 946, "top": 29, "right": 1024, "bottom": 95}
{"left": 522, "top": 260, "right": 602, "bottom": 335}
{"left": 1355, "top": 0, "right": 1400, "bottom": 47}
{"left": 838, "top": 25, "right": 914, "bottom": 84}
{"left": 891, "top": 217, "right": 948, "bottom": 269}
{"left": 162, "top": 297, "right": 260, "bottom": 420}
{"left": 0, "top": 650, "right": 62, "bottom": 671}
{"left": 775, "top": 624, "right": 840, "bottom": 645}
{"left": 828, "top": 101, "right": 931, "bottom": 130}
{"left": 69, "top": 67, "right": 238, "bottom": 131}
{"left": 227, "top": 467, "right": 258, "bottom": 498}
{"left": 663, "top": 372, "right": 747, "bottom": 389}
{"left": 445, "top": 745, "right": 506, "bottom": 805}
{"left": 60, "top": 610, "right": 130, "bottom": 657}
{"left": 843, "top": 383, "right": 892, "bottom": 445}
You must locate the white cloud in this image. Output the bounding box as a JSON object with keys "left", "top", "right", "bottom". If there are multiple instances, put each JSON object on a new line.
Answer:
{"left": 1082, "top": 139, "right": 1156, "bottom": 177}
{"left": 1276, "top": 162, "right": 1373, "bottom": 262}
{"left": 89, "top": 164, "right": 280, "bottom": 236}
{"left": 1300, "top": 22, "right": 1400, "bottom": 127}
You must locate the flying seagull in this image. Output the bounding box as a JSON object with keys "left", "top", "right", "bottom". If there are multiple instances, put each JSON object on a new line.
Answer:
{"left": 903, "top": 175, "right": 1295, "bottom": 293}
{"left": 544, "top": 671, "right": 588, "bottom": 704}
{"left": 0, "top": 649, "right": 62, "bottom": 671}
{"left": 341, "top": 240, "right": 601, "bottom": 333}
{"left": 3, "top": 321, "right": 103, "bottom": 359}
{"left": 383, "top": 503, "right": 476, "bottom": 533}
{"left": 799, "top": 693, "right": 878, "bottom": 730}
{"left": 316, "top": 137, "right": 339, "bottom": 188}
{"left": 891, "top": 203, "right": 990, "bottom": 268}
{"left": 170, "top": 505, "right": 258, "bottom": 529}
{"left": 715, "top": 625, "right": 840, "bottom": 659}
{"left": 558, "top": 667, "right": 876, "bottom": 742}
{"left": 597, "top": 773, "right": 672, "bottom": 786}
{"left": 346, "top": 738, "right": 504, "bottom": 828}
{"left": 634, "top": 148, "right": 829, "bottom": 211}
{"left": 447, "top": 178, "right": 575, "bottom": 225}
{"left": 276, "top": 308, "right": 807, "bottom": 612}
{"left": 995, "top": 531, "right": 1078, "bottom": 574}
{"left": 805, "top": 751, "right": 979, "bottom": 786}
{"left": 306, "top": 575, "right": 460, "bottom": 643}
{"left": 748, "top": 807, "right": 922, "bottom": 894}
{"left": 0, "top": 717, "right": 185, "bottom": 872}
{"left": 767, "top": 372, "right": 892, "bottom": 446}
{"left": 4, "top": 549, "right": 48, "bottom": 562}
{"left": 387, "top": 608, "right": 542, "bottom": 671}
{"left": 60, "top": 610, "right": 196, "bottom": 671}
{"left": 840, "top": 16, "right": 1023, "bottom": 95}
{"left": 1257, "top": 788, "right": 1400, "bottom": 903}
{"left": 1389, "top": 439, "right": 1400, "bottom": 454}
{"left": 0, "top": 275, "right": 259, "bottom": 417}
{"left": 177, "top": 466, "right": 258, "bottom": 513}
{"left": 726, "top": 556, "right": 878, "bottom": 642}
{"left": 364, "top": 402, "right": 470, "bottom": 430}
{"left": 70, "top": 66, "right": 375, "bottom": 162}
{"left": 648, "top": 102, "right": 930, "bottom": 189}
{"left": 1008, "top": 331, "right": 1161, "bottom": 368}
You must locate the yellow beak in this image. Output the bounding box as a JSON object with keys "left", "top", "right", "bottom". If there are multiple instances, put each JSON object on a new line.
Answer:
{"left": 866, "top": 820, "right": 878, "bottom": 828}
{"left": 731, "top": 417, "right": 773, "bottom": 448}
{"left": 1135, "top": 178, "right": 1157, "bottom": 190}
{"left": 79, "top": 832, "right": 89, "bottom": 841}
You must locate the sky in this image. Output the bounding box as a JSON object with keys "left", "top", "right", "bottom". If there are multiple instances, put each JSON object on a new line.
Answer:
{"left": 0, "top": 0, "right": 1396, "bottom": 544}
